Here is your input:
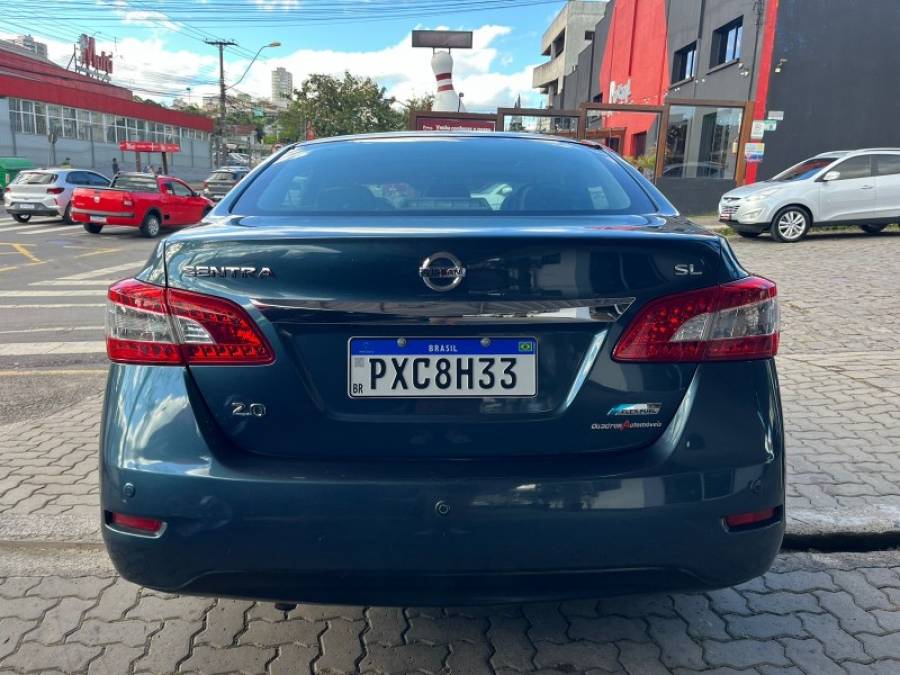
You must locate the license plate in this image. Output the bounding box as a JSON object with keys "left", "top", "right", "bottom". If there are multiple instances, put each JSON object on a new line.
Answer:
{"left": 18, "top": 203, "right": 35, "bottom": 210}
{"left": 719, "top": 213, "right": 732, "bottom": 220}
{"left": 90, "top": 216, "right": 107, "bottom": 224}
{"left": 349, "top": 337, "right": 537, "bottom": 398}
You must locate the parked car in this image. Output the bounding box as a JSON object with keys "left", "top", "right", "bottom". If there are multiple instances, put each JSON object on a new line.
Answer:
{"left": 71, "top": 173, "right": 213, "bottom": 237}
{"left": 3, "top": 168, "right": 109, "bottom": 223}
{"left": 202, "top": 167, "right": 249, "bottom": 201}
{"left": 101, "top": 133, "right": 783, "bottom": 606}
{"left": 719, "top": 148, "right": 900, "bottom": 242}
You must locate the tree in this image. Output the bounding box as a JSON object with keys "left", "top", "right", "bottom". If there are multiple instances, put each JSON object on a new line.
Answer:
{"left": 402, "top": 94, "right": 434, "bottom": 113}
{"left": 278, "top": 72, "right": 405, "bottom": 140}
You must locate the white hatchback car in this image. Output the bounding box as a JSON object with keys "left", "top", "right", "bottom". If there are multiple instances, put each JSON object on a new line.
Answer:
{"left": 719, "top": 149, "right": 900, "bottom": 242}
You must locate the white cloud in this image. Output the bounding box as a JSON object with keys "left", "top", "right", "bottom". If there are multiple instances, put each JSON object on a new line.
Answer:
{"left": 121, "top": 10, "right": 181, "bottom": 33}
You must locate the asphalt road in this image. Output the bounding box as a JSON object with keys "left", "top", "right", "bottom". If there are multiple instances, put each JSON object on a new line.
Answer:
{"left": 0, "top": 208, "right": 163, "bottom": 424}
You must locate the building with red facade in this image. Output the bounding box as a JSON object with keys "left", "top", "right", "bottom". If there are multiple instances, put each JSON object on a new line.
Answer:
{"left": 536, "top": 0, "right": 900, "bottom": 213}
{"left": 1, "top": 39, "right": 214, "bottom": 179}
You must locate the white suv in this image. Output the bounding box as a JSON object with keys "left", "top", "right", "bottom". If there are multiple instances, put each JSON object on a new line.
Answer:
{"left": 718, "top": 149, "right": 900, "bottom": 242}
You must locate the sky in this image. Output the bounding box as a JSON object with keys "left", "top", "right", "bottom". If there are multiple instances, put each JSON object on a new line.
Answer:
{"left": 2, "top": 0, "right": 580, "bottom": 111}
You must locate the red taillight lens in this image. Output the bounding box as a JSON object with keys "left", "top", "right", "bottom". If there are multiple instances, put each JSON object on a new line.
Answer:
{"left": 106, "top": 279, "right": 274, "bottom": 365}
{"left": 109, "top": 512, "right": 164, "bottom": 533}
{"left": 47, "top": 187, "right": 65, "bottom": 194}
{"left": 725, "top": 507, "right": 777, "bottom": 529}
{"left": 106, "top": 279, "right": 181, "bottom": 364}
{"left": 613, "top": 276, "right": 779, "bottom": 362}
{"left": 167, "top": 288, "right": 274, "bottom": 364}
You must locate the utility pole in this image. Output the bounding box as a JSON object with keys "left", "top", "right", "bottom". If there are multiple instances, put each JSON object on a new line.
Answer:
{"left": 205, "top": 39, "right": 237, "bottom": 166}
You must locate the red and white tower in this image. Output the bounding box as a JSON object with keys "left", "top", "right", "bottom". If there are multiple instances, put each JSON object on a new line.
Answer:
{"left": 431, "top": 51, "right": 465, "bottom": 112}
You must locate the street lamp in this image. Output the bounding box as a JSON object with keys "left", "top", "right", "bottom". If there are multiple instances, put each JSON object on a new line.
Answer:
{"left": 227, "top": 41, "right": 281, "bottom": 91}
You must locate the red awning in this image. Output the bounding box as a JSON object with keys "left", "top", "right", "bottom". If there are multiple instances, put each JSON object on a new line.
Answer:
{"left": 119, "top": 141, "right": 181, "bottom": 153}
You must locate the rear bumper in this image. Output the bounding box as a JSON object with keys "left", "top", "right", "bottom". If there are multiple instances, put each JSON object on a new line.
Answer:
{"left": 72, "top": 209, "right": 138, "bottom": 227}
{"left": 5, "top": 204, "right": 61, "bottom": 217}
{"left": 100, "top": 361, "right": 785, "bottom": 605}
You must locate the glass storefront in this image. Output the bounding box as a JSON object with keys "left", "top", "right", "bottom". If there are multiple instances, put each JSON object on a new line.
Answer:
{"left": 663, "top": 105, "right": 743, "bottom": 179}
{"left": 585, "top": 109, "right": 661, "bottom": 179}
{"left": 503, "top": 114, "right": 580, "bottom": 138}
{"left": 7, "top": 97, "right": 209, "bottom": 144}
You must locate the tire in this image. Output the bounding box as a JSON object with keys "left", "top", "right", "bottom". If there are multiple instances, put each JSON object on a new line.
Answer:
{"left": 860, "top": 223, "right": 887, "bottom": 234}
{"left": 12, "top": 213, "right": 31, "bottom": 223}
{"left": 139, "top": 212, "right": 162, "bottom": 238}
{"left": 770, "top": 207, "right": 811, "bottom": 243}
{"left": 83, "top": 223, "right": 103, "bottom": 234}
{"left": 62, "top": 202, "right": 74, "bottom": 224}
{"left": 736, "top": 230, "right": 761, "bottom": 239}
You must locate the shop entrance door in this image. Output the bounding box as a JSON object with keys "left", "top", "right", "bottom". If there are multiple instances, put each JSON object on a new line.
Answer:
{"left": 580, "top": 104, "right": 666, "bottom": 182}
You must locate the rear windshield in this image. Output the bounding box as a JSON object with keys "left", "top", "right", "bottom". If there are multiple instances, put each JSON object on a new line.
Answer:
{"left": 14, "top": 172, "right": 56, "bottom": 185}
{"left": 772, "top": 157, "right": 837, "bottom": 182}
{"left": 232, "top": 136, "right": 656, "bottom": 216}
{"left": 112, "top": 175, "right": 159, "bottom": 192}
{"left": 209, "top": 171, "right": 238, "bottom": 181}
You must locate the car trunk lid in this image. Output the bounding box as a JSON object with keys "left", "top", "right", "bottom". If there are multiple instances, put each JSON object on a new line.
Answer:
{"left": 164, "top": 217, "right": 728, "bottom": 459}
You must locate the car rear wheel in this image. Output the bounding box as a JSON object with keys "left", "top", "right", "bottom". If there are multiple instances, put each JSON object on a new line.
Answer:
{"left": 860, "top": 223, "right": 888, "bottom": 234}
{"left": 139, "top": 213, "right": 162, "bottom": 238}
{"left": 63, "top": 203, "right": 74, "bottom": 224}
{"left": 83, "top": 223, "right": 103, "bottom": 234}
{"left": 12, "top": 213, "right": 31, "bottom": 223}
{"left": 770, "top": 207, "right": 810, "bottom": 243}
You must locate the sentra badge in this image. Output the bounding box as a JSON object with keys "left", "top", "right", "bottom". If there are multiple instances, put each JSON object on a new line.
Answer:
{"left": 607, "top": 402, "right": 662, "bottom": 417}
{"left": 182, "top": 265, "right": 274, "bottom": 279}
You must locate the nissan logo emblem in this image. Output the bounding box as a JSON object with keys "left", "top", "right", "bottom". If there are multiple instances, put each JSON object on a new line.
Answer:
{"left": 419, "top": 251, "right": 466, "bottom": 292}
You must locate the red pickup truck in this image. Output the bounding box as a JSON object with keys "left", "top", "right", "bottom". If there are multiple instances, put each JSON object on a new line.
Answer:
{"left": 71, "top": 173, "right": 214, "bottom": 237}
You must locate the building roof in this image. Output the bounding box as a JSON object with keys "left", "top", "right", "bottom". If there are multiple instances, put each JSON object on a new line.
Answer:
{"left": 0, "top": 42, "right": 214, "bottom": 132}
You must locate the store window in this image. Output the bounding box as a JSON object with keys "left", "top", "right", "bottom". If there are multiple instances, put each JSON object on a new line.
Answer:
{"left": 672, "top": 43, "right": 697, "bottom": 83}
{"left": 77, "top": 109, "right": 92, "bottom": 140}
{"left": 663, "top": 105, "right": 743, "bottom": 179}
{"left": 503, "top": 114, "right": 579, "bottom": 138}
{"left": 585, "top": 109, "right": 661, "bottom": 178}
{"left": 710, "top": 18, "right": 743, "bottom": 67}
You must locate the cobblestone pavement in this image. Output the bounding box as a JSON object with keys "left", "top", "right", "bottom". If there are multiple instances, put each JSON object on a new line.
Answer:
{"left": 733, "top": 233, "right": 900, "bottom": 535}
{"left": 0, "top": 552, "right": 899, "bottom": 674}
{"left": 1, "top": 231, "right": 899, "bottom": 673}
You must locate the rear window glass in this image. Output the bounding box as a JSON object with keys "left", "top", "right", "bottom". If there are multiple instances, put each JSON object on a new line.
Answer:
{"left": 209, "top": 171, "right": 237, "bottom": 181}
{"left": 232, "top": 136, "right": 656, "bottom": 216}
{"left": 112, "top": 175, "right": 159, "bottom": 192}
{"left": 14, "top": 172, "right": 56, "bottom": 185}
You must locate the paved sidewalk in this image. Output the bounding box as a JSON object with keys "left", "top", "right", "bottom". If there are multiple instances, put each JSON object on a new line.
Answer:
{"left": 1, "top": 551, "right": 899, "bottom": 674}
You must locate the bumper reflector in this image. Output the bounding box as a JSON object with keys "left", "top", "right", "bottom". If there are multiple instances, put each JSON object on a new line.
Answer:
{"left": 109, "top": 512, "right": 164, "bottom": 534}
{"left": 725, "top": 508, "right": 777, "bottom": 529}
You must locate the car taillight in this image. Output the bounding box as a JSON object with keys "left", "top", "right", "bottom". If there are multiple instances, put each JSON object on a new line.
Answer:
{"left": 47, "top": 187, "right": 64, "bottom": 194}
{"left": 613, "top": 276, "right": 779, "bottom": 362}
{"left": 106, "top": 278, "right": 274, "bottom": 365}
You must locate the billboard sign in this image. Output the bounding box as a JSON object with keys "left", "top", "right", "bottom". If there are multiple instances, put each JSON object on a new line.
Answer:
{"left": 119, "top": 141, "right": 181, "bottom": 153}
{"left": 411, "top": 30, "right": 473, "bottom": 49}
{"left": 415, "top": 117, "right": 496, "bottom": 132}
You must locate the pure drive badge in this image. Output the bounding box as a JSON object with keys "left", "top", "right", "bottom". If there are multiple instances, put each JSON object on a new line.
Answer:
{"left": 607, "top": 402, "right": 662, "bottom": 416}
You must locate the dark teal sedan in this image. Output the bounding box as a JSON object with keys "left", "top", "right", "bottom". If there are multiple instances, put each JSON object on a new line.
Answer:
{"left": 100, "top": 133, "right": 784, "bottom": 606}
